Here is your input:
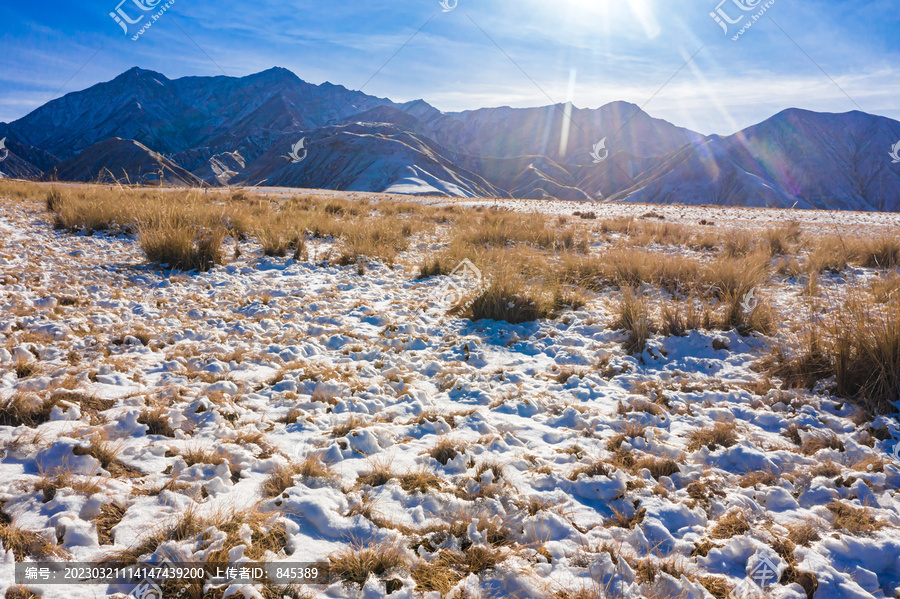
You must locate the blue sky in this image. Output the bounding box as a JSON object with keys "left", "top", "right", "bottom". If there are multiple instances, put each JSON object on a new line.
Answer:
{"left": 0, "top": 0, "right": 897, "bottom": 134}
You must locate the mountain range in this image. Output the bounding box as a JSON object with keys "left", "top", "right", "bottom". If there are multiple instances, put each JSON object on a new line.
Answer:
{"left": 2, "top": 66, "right": 899, "bottom": 211}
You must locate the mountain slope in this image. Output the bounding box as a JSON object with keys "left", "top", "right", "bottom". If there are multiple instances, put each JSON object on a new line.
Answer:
{"left": 611, "top": 109, "right": 900, "bottom": 210}
{"left": 236, "top": 122, "right": 505, "bottom": 197}
{"left": 44, "top": 138, "right": 203, "bottom": 186}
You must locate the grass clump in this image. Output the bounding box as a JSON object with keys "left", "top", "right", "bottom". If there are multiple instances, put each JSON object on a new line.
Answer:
{"left": 327, "top": 540, "right": 407, "bottom": 586}
{"left": 0, "top": 393, "right": 58, "bottom": 427}
{"left": 262, "top": 456, "right": 332, "bottom": 498}
{"left": 96, "top": 503, "right": 127, "bottom": 545}
{"left": 399, "top": 467, "right": 443, "bottom": 494}
{"left": 633, "top": 456, "right": 680, "bottom": 480}
{"left": 687, "top": 422, "right": 738, "bottom": 452}
{"left": 460, "top": 271, "right": 550, "bottom": 324}
{"left": 428, "top": 437, "right": 465, "bottom": 466}
{"left": 710, "top": 510, "right": 750, "bottom": 539}
{"left": 139, "top": 221, "right": 225, "bottom": 272}
{"left": 613, "top": 288, "right": 654, "bottom": 355}
{"left": 72, "top": 436, "right": 142, "bottom": 478}
{"left": 768, "top": 296, "right": 900, "bottom": 415}
{"left": 826, "top": 501, "right": 885, "bottom": 534}
{"left": 0, "top": 521, "right": 69, "bottom": 561}
{"left": 138, "top": 407, "right": 175, "bottom": 437}
{"left": 356, "top": 458, "right": 396, "bottom": 488}
{"left": 411, "top": 560, "right": 462, "bottom": 593}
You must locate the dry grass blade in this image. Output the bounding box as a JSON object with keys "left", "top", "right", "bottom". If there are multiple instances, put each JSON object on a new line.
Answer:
{"left": 327, "top": 539, "right": 407, "bottom": 586}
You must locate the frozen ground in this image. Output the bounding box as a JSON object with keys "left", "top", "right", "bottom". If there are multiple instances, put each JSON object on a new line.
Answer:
{"left": 1, "top": 193, "right": 899, "bottom": 599}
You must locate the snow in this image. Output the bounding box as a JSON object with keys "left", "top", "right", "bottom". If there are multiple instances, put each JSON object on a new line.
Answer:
{"left": 0, "top": 193, "right": 899, "bottom": 599}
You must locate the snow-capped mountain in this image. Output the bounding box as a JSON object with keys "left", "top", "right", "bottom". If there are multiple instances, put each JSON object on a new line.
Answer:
{"left": 2, "top": 67, "right": 900, "bottom": 210}
{"left": 610, "top": 109, "right": 900, "bottom": 211}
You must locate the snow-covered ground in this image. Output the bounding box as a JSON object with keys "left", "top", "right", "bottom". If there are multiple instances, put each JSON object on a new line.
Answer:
{"left": 1, "top": 193, "right": 899, "bottom": 599}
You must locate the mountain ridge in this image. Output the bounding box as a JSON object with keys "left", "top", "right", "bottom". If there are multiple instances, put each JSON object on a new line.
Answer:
{"left": 2, "top": 67, "right": 899, "bottom": 210}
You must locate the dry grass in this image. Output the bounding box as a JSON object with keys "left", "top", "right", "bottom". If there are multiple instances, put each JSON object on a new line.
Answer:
{"left": 826, "top": 500, "right": 886, "bottom": 534}
{"left": 295, "top": 453, "right": 333, "bottom": 478}
{"left": 178, "top": 444, "right": 224, "bottom": 467}
{"left": 428, "top": 437, "right": 466, "bottom": 466}
{"left": 332, "top": 414, "right": 367, "bottom": 438}
{"left": 138, "top": 407, "right": 176, "bottom": 437}
{"left": 458, "top": 269, "right": 552, "bottom": 324}
{"left": 262, "top": 462, "right": 302, "bottom": 498}
{"left": 40, "top": 184, "right": 435, "bottom": 273}
{"left": 632, "top": 456, "right": 680, "bottom": 480}
{"left": 563, "top": 249, "right": 701, "bottom": 293}
{"left": 411, "top": 559, "right": 463, "bottom": 593}
{"left": 456, "top": 211, "right": 586, "bottom": 252}
{"left": 100, "top": 504, "right": 287, "bottom": 567}
{"left": 327, "top": 539, "right": 407, "bottom": 586}
{"left": 72, "top": 435, "right": 142, "bottom": 477}
{"left": 335, "top": 217, "right": 412, "bottom": 266}
{"left": 5, "top": 586, "right": 41, "bottom": 599}
{"left": 800, "top": 434, "right": 844, "bottom": 456}
{"left": 830, "top": 297, "right": 900, "bottom": 414}
{"left": 262, "top": 455, "right": 332, "bottom": 497}
{"left": 787, "top": 519, "right": 822, "bottom": 547}
{"left": 0, "top": 393, "right": 59, "bottom": 427}
{"left": 0, "top": 521, "right": 69, "bottom": 561}
{"left": 96, "top": 503, "right": 127, "bottom": 545}
{"left": 870, "top": 273, "right": 900, "bottom": 303}
{"left": 710, "top": 509, "right": 750, "bottom": 539}
{"left": 34, "top": 470, "right": 101, "bottom": 502}
{"left": 569, "top": 459, "right": 611, "bottom": 481}
{"left": 687, "top": 422, "right": 738, "bottom": 452}
{"left": 356, "top": 457, "right": 396, "bottom": 487}
{"left": 768, "top": 295, "right": 900, "bottom": 414}
{"left": 399, "top": 467, "right": 444, "bottom": 494}
{"left": 613, "top": 288, "right": 654, "bottom": 355}
{"left": 606, "top": 505, "right": 646, "bottom": 529}
{"left": 436, "top": 545, "right": 504, "bottom": 575}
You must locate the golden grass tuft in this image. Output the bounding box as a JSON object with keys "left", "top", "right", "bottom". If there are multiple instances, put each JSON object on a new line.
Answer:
{"left": 138, "top": 407, "right": 176, "bottom": 437}
{"left": 428, "top": 437, "right": 465, "bottom": 466}
{"left": 327, "top": 539, "right": 407, "bottom": 586}
{"left": 411, "top": 559, "right": 462, "bottom": 593}
{"left": 95, "top": 503, "right": 127, "bottom": 545}
{"left": 687, "top": 422, "right": 738, "bottom": 452}
{"left": 613, "top": 288, "right": 654, "bottom": 355}
{"left": 710, "top": 509, "right": 750, "bottom": 539}
{"left": 399, "top": 467, "right": 444, "bottom": 494}
{"left": 0, "top": 393, "right": 59, "bottom": 427}
{"left": 262, "top": 455, "right": 334, "bottom": 498}
{"left": 826, "top": 500, "right": 886, "bottom": 534}
{"left": 0, "top": 521, "right": 70, "bottom": 561}
{"left": 356, "top": 457, "right": 396, "bottom": 488}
